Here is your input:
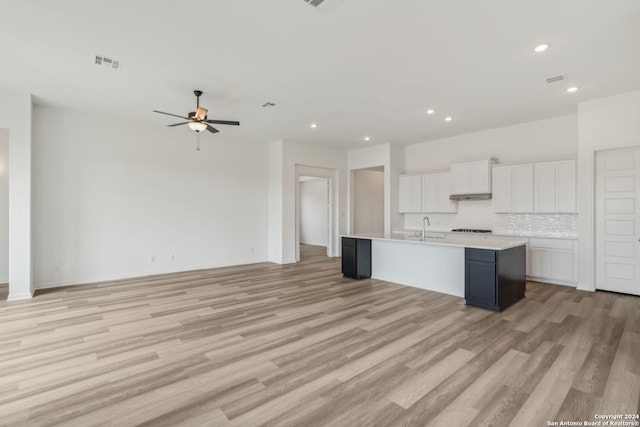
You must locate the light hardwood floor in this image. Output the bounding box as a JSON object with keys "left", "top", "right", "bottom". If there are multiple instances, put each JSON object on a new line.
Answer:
{"left": 0, "top": 244, "right": 638, "bottom": 426}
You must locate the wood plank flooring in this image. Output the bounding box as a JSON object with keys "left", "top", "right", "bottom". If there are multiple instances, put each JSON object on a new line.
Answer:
{"left": 0, "top": 244, "right": 638, "bottom": 426}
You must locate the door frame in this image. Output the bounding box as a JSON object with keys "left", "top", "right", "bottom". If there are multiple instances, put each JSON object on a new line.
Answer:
{"left": 295, "top": 165, "right": 337, "bottom": 262}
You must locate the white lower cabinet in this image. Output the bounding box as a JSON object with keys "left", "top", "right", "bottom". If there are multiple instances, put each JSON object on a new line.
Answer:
{"left": 528, "top": 238, "right": 577, "bottom": 285}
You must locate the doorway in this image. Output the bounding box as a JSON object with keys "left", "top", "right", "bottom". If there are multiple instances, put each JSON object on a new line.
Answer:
{"left": 595, "top": 145, "right": 640, "bottom": 296}
{"left": 0, "top": 129, "right": 9, "bottom": 301}
{"left": 353, "top": 167, "right": 384, "bottom": 234}
{"left": 299, "top": 176, "right": 329, "bottom": 260}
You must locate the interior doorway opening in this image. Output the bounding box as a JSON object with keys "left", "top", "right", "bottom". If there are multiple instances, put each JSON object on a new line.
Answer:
{"left": 294, "top": 165, "right": 338, "bottom": 263}
{"left": 353, "top": 166, "right": 384, "bottom": 234}
{"left": 299, "top": 176, "right": 329, "bottom": 260}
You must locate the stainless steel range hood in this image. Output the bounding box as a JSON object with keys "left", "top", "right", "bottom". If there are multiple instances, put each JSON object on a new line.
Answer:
{"left": 449, "top": 193, "right": 492, "bottom": 201}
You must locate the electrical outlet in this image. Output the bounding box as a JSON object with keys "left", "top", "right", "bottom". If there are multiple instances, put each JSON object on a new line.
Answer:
{"left": 54, "top": 265, "right": 60, "bottom": 272}
{"left": 150, "top": 256, "right": 156, "bottom": 263}
{"left": 170, "top": 254, "right": 175, "bottom": 261}
{"left": 250, "top": 247, "right": 254, "bottom": 253}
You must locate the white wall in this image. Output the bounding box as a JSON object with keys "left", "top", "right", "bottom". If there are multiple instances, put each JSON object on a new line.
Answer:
{"left": 0, "top": 129, "right": 8, "bottom": 283}
{"left": 32, "top": 105, "right": 269, "bottom": 288}
{"left": 300, "top": 178, "right": 328, "bottom": 246}
{"left": 404, "top": 115, "right": 578, "bottom": 172}
{"left": 577, "top": 90, "right": 640, "bottom": 291}
{"left": 0, "top": 88, "right": 32, "bottom": 300}
{"left": 353, "top": 169, "right": 384, "bottom": 234}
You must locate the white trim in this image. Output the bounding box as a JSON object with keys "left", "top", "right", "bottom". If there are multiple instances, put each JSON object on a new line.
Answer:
{"left": 7, "top": 291, "right": 33, "bottom": 301}
{"left": 33, "top": 258, "right": 269, "bottom": 290}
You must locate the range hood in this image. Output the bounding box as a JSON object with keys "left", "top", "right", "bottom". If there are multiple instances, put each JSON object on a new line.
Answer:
{"left": 449, "top": 193, "right": 492, "bottom": 201}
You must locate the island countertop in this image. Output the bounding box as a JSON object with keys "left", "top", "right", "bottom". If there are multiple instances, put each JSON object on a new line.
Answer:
{"left": 341, "top": 232, "right": 527, "bottom": 251}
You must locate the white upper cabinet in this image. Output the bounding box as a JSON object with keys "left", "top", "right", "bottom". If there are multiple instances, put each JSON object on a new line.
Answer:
{"left": 492, "top": 164, "right": 534, "bottom": 213}
{"left": 398, "top": 174, "right": 422, "bottom": 213}
{"left": 450, "top": 160, "right": 494, "bottom": 195}
{"left": 421, "top": 172, "right": 458, "bottom": 213}
{"left": 534, "top": 159, "right": 577, "bottom": 213}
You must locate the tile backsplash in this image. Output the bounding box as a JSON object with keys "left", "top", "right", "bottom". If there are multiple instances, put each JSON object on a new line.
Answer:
{"left": 402, "top": 199, "right": 578, "bottom": 237}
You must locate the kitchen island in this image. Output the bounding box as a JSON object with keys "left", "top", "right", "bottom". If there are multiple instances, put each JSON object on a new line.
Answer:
{"left": 341, "top": 233, "right": 527, "bottom": 311}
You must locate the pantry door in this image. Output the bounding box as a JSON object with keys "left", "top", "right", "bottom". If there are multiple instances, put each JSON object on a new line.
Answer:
{"left": 595, "top": 146, "right": 640, "bottom": 295}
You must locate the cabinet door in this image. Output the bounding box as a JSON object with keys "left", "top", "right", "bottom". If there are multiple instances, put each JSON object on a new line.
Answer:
{"left": 556, "top": 160, "right": 576, "bottom": 213}
{"left": 341, "top": 239, "right": 357, "bottom": 278}
{"left": 512, "top": 164, "right": 534, "bottom": 212}
{"left": 469, "top": 161, "right": 491, "bottom": 194}
{"left": 465, "top": 260, "right": 496, "bottom": 306}
{"left": 529, "top": 247, "right": 552, "bottom": 278}
{"left": 534, "top": 162, "right": 557, "bottom": 213}
{"left": 492, "top": 166, "right": 512, "bottom": 213}
{"left": 436, "top": 173, "right": 457, "bottom": 212}
{"left": 551, "top": 249, "right": 574, "bottom": 282}
{"left": 399, "top": 175, "right": 421, "bottom": 212}
{"left": 451, "top": 163, "right": 470, "bottom": 195}
{"left": 421, "top": 174, "right": 438, "bottom": 212}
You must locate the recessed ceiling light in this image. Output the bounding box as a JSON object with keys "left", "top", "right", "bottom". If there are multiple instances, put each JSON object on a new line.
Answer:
{"left": 566, "top": 86, "right": 579, "bottom": 93}
{"left": 364, "top": 136, "right": 371, "bottom": 141}
{"left": 534, "top": 43, "right": 550, "bottom": 53}
{"left": 445, "top": 116, "right": 453, "bottom": 122}
{"left": 426, "top": 109, "right": 435, "bottom": 115}
{"left": 310, "top": 123, "right": 318, "bottom": 128}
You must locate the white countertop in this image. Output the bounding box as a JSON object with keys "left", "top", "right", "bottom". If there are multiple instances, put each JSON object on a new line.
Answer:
{"left": 396, "top": 228, "right": 578, "bottom": 240}
{"left": 342, "top": 233, "right": 527, "bottom": 251}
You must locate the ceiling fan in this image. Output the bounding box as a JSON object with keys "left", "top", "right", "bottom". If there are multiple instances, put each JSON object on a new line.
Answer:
{"left": 153, "top": 90, "right": 240, "bottom": 134}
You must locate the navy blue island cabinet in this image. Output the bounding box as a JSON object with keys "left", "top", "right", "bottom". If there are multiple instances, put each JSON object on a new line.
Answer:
{"left": 341, "top": 237, "right": 372, "bottom": 279}
{"left": 465, "top": 245, "right": 526, "bottom": 312}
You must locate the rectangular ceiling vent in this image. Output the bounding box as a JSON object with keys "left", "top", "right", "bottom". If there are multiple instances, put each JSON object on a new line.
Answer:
{"left": 545, "top": 74, "right": 565, "bottom": 84}
{"left": 303, "top": 0, "right": 345, "bottom": 13}
{"left": 94, "top": 54, "right": 122, "bottom": 71}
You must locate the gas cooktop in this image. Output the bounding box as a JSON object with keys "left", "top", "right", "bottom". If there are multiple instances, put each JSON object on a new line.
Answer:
{"left": 451, "top": 228, "right": 492, "bottom": 234}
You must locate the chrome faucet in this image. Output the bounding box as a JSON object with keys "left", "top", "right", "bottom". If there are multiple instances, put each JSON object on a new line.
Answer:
{"left": 422, "top": 216, "right": 431, "bottom": 238}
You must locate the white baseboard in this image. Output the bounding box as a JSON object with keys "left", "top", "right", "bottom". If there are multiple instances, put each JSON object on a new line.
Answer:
{"left": 7, "top": 291, "right": 34, "bottom": 301}
{"left": 34, "top": 258, "right": 269, "bottom": 291}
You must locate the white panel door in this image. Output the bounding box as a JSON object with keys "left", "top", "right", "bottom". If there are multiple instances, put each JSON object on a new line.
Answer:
{"left": 556, "top": 160, "right": 577, "bottom": 213}
{"left": 421, "top": 174, "right": 438, "bottom": 212}
{"left": 492, "top": 166, "right": 512, "bottom": 213}
{"left": 596, "top": 146, "right": 640, "bottom": 296}
{"left": 512, "top": 164, "right": 534, "bottom": 212}
{"left": 534, "top": 162, "right": 557, "bottom": 212}
{"left": 435, "top": 173, "right": 457, "bottom": 213}
{"left": 399, "top": 175, "right": 422, "bottom": 213}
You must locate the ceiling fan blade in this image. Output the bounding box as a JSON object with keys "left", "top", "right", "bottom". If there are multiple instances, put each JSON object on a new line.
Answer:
{"left": 167, "top": 122, "right": 190, "bottom": 127}
{"left": 153, "top": 110, "right": 190, "bottom": 120}
{"left": 206, "top": 124, "right": 220, "bottom": 134}
{"left": 206, "top": 119, "right": 240, "bottom": 126}
{"left": 195, "top": 107, "right": 208, "bottom": 120}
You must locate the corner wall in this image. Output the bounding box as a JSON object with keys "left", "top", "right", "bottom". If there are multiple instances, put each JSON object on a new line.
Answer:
{"left": 0, "top": 88, "right": 32, "bottom": 300}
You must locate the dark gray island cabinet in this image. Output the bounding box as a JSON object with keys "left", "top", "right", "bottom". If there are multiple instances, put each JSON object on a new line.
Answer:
{"left": 465, "top": 245, "right": 526, "bottom": 312}
{"left": 341, "top": 237, "right": 372, "bottom": 279}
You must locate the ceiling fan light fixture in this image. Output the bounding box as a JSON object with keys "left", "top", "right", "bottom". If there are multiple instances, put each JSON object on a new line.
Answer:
{"left": 188, "top": 122, "right": 208, "bottom": 132}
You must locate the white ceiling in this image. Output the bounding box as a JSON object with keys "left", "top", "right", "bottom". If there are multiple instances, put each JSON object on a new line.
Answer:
{"left": 1, "top": 0, "right": 639, "bottom": 149}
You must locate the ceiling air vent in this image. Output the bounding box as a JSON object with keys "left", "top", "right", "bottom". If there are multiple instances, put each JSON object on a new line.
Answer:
{"left": 303, "top": 0, "right": 345, "bottom": 12}
{"left": 545, "top": 74, "right": 565, "bottom": 84}
{"left": 94, "top": 54, "right": 122, "bottom": 70}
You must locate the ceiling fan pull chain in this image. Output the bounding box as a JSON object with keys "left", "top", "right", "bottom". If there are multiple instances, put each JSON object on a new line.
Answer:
{"left": 196, "top": 132, "right": 201, "bottom": 151}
